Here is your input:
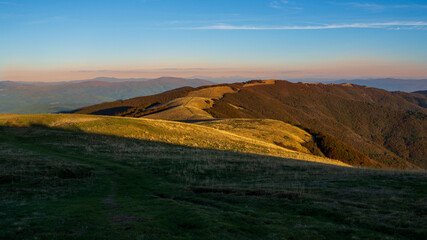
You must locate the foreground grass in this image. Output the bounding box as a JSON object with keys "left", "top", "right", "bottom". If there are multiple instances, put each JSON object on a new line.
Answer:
{"left": 0, "top": 119, "right": 426, "bottom": 239}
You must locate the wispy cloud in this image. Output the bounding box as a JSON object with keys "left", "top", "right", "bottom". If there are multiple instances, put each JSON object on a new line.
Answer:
{"left": 269, "top": 0, "right": 288, "bottom": 9}
{"left": 347, "top": 2, "right": 385, "bottom": 10}
{"left": 0, "top": 1, "right": 19, "bottom": 6}
{"left": 345, "top": 2, "right": 427, "bottom": 11}
{"left": 191, "top": 21, "right": 427, "bottom": 30}
{"left": 166, "top": 16, "right": 263, "bottom": 25}
{"left": 269, "top": 0, "right": 302, "bottom": 10}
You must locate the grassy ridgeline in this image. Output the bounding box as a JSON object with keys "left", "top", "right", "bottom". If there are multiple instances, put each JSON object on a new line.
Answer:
{"left": 0, "top": 114, "right": 426, "bottom": 239}
{"left": 0, "top": 114, "right": 347, "bottom": 166}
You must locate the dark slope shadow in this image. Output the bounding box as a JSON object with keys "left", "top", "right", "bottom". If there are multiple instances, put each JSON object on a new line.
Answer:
{"left": 0, "top": 123, "right": 352, "bottom": 170}
{"left": 59, "top": 106, "right": 134, "bottom": 115}
{"left": 91, "top": 106, "right": 134, "bottom": 115}
{"left": 57, "top": 108, "right": 83, "bottom": 114}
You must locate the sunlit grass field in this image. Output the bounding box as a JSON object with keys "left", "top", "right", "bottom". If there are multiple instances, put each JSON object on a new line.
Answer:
{"left": 0, "top": 114, "right": 347, "bottom": 166}
{"left": 197, "top": 118, "right": 314, "bottom": 154}
{"left": 0, "top": 114, "right": 426, "bottom": 239}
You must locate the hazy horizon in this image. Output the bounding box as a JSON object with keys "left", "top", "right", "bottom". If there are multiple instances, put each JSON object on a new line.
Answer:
{"left": 1, "top": 0, "right": 427, "bottom": 82}
{"left": 2, "top": 75, "right": 427, "bottom": 84}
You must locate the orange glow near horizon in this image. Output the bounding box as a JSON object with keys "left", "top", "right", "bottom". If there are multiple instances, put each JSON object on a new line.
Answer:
{"left": 2, "top": 60, "right": 427, "bottom": 82}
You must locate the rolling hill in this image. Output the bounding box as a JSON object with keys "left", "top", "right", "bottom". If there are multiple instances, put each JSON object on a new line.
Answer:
{"left": 0, "top": 114, "right": 426, "bottom": 239}
{"left": 0, "top": 77, "right": 212, "bottom": 114}
{"left": 75, "top": 80, "right": 427, "bottom": 170}
{"left": 0, "top": 114, "right": 346, "bottom": 166}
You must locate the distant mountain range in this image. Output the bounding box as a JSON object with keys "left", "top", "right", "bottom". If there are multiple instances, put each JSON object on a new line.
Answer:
{"left": 328, "top": 78, "right": 427, "bottom": 92}
{"left": 1, "top": 77, "right": 425, "bottom": 114}
{"left": 75, "top": 80, "right": 427, "bottom": 170}
{"left": 198, "top": 77, "right": 427, "bottom": 92}
{"left": 0, "top": 77, "right": 212, "bottom": 114}
{"left": 413, "top": 90, "right": 427, "bottom": 96}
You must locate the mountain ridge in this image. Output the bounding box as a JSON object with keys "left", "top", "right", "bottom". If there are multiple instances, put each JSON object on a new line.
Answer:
{"left": 75, "top": 80, "right": 427, "bottom": 170}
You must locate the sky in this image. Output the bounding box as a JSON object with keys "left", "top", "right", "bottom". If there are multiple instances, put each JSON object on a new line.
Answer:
{"left": 1, "top": 0, "right": 427, "bottom": 82}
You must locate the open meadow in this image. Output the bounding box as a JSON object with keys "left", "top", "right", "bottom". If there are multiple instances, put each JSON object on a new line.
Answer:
{"left": 0, "top": 114, "right": 426, "bottom": 239}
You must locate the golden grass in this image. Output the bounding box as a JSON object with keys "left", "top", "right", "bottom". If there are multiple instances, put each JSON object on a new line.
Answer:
{"left": 187, "top": 86, "right": 237, "bottom": 99}
{"left": 0, "top": 114, "right": 349, "bottom": 167}
{"left": 196, "top": 119, "right": 313, "bottom": 154}
{"left": 144, "top": 97, "right": 214, "bottom": 120}
{"left": 144, "top": 86, "right": 238, "bottom": 121}
{"left": 147, "top": 97, "right": 213, "bottom": 110}
{"left": 243, "top": 79, "right": 277, "bottom": 88}
{"left": 144, "top": 106, "right": 213, "bottom": 120}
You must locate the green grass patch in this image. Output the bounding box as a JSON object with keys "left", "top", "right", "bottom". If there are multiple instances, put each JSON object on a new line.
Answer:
{"left": 0, "top": 118, "right": 426, "bottom": 239}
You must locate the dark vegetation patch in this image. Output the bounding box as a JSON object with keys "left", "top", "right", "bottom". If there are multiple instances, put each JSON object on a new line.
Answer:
{"left": 191, "top": 187, "right": 306, "bottom": 200}
{"left": 302, "top": 129, "right": 384, "bottom": 168}
{"left": 301, "top": 138, "right": 326, "bottom": 158}
{"left": 75, "top": 86, "right": 195, "bottom": 116}
{"left": 91, "top": 106, "right": 134, "bottom": 116}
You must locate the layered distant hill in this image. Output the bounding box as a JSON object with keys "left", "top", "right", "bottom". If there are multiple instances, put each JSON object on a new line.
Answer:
{"left": 76, "top": 80, "right": 427, "bottom": 170}
{"left": 330, "top": 78, "right": 427, "bottom": 92}
{"left": 202, "top": 77, "right": 427, "bottom": 92}
{"left": 414, "top": 90, "right": 427, "bottom": 96}
{"left": 0, "top": 77, "right": 212, "bottom": 114}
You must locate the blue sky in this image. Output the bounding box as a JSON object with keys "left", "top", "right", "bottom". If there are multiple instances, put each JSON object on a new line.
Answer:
{"left": 1, "top": 0, "right": 427, "bottom": 81}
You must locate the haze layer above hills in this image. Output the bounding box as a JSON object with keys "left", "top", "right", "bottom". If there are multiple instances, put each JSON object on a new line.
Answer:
{"left": 76, "top": 80, "right": 427, "bottom": 170}
{"left": 0, "top": 77, "right": 211, "bottom": 114}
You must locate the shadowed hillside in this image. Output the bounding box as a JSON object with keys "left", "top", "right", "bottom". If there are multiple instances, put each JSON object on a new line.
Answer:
{"left": 414, "top": 90, "right": 427, "bottom": 96}
{"left": 75, "top": 80, "right": 427, "bottom": 170}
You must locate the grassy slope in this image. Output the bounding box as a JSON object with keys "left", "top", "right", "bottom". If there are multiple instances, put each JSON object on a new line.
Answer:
{"left": 143, "top": 97, "right": 215, "bottom": 121}
{"left": 196, "top": 119, "right": 314, "bottom": 154}
{"left": 0, "top": 114, "right": 346, "bottom": 166}
{"left": 196, "top": 119, "right": 384, "bottom": 168}
{"left": 0, "top": 115, "right": 426, "bottom": 239}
